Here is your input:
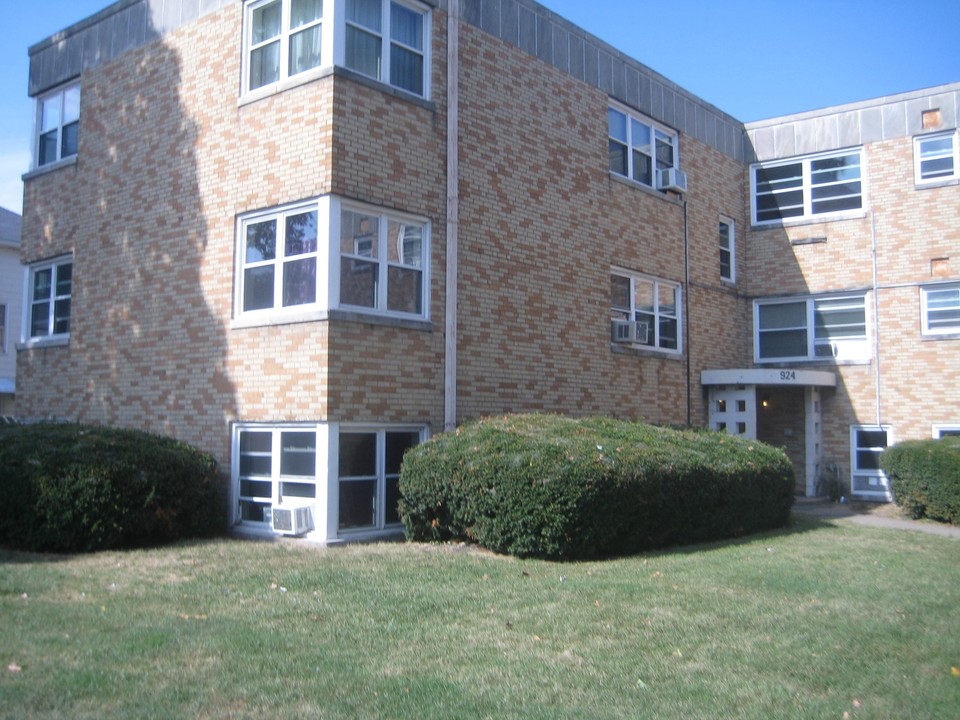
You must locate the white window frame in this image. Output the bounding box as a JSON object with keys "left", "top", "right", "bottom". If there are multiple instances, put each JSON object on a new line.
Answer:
{"left": 751, "top": 148, "right": 863, "bottom": 225}
{"left": 243, "top": 0, "right": 327, "bottom": 94}
{"left": 235, "top": 200, "right": 323, "bottom": 320}
{"left": 23, "top": 256, "right": 73, "bottom": 344}
{"left": 339, "top": 0, "right": 430, "bottom": 98}
{"left": 233, "top": 196, "right": 430, "bottom": 327}
{"left": 334, "top": 424, "right": 425, "bottom": 534}
{"left": 334, "top": 199, "right": 430, "bottom": 319}
{"left": 754, "top": 294, "right": 869, "bottom": 363}
{"left": 233, "top": 424, "right": 324, "bottom": 531}
{"left": 914, "top": 131, "right": 958, "bottom": 185}
{"left": 230, "top": 422, "right": 426, "bottom": 540}
{"left": 241, "top": 0, "right": 431, "bottom": 99}
{"left": 932, "top": 424, "right": 960, "bottom": 439}
{"left": 33, "top": 81, "right": 80, "bottom": 169}
{"left": 719, "top": 216, "right": 735, "bottom": 283}
{"left": 920, "top": 283, "right": 960, "bottom": 336}
{"left": 611, "top": 268, "right": 683, "bottom": 354}
{"left": 608, "top": 104, "right": 679, "bottom": 189}
{"left": 850, "top": 425, "right": 892, "bottom": 501}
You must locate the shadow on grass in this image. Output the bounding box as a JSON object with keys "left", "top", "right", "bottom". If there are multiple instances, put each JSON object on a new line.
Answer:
{"left": 1, "top": 513, "right": 848, "bottom": 566}
{"left": 0, "top": 535, "right": 230, "bottom": 565}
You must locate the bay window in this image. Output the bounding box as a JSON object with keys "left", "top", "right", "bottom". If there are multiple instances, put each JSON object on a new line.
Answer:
{"left": 234, "top": 197, "right": 429, "bottom": 325}
{"left": 232, "top": 423, "right": 425, "bottom": 539}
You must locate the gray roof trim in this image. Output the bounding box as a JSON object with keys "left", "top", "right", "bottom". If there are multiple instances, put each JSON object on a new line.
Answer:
{"left": 28, "top": 0, "right": 238, "bottom": 96}
{"left": 746, "top": 82, "right": 960, "bottom": 163}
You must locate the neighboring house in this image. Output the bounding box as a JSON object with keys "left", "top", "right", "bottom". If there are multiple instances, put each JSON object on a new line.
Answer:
{"left": 17, "top": 0, "right": 959, "bottom": 542}
{"left": 0, "top": 207, "right": 22, "bottom": 415}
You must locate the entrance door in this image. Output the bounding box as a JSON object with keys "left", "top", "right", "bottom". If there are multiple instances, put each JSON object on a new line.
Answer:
{"left": 708, "top": 385, "right": 756, "bottom": 438}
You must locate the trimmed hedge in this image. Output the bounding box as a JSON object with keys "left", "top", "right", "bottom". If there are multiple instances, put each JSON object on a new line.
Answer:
{"left": 0, "top": 423, "right": 224, "bottom": 553}
{"left": 882, "top": 437, "right": 960, "bottom": 523}
{"left": 399, "top": 414, "right": 795, "bottom": 559}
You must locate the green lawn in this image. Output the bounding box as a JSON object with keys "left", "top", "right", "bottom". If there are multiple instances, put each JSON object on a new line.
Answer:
{"left": 2, "top": 514, "right": 958, "bottom": 719}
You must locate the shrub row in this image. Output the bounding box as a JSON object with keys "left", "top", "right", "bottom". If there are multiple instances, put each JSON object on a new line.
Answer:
{"left": 0, "top": 423, "right": 224, "bottom": 553}
{"left": 399, "top": 414, "right": 795, "bottom": 560}
{"left": 882, "top": 437, "right": 960, "bottom": 523}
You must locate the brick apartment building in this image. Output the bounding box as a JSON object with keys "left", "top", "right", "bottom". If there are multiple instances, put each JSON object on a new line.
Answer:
{"left": 16, "top": 0, "right": 959, "bottom": 541}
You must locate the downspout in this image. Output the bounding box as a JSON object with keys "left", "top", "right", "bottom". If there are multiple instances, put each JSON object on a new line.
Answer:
{"left": 870, "top": 210, "right": 882, "bottom": 426}
{"left": 683, "top": 199, "right": 691, "bottom": 427}
{"left": 444, "top": 0, "right": 460, "bottom": 432}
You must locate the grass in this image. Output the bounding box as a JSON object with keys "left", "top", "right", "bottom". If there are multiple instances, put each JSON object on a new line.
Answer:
{"left": 2, "top": 514, "right": 958, "bottom": 719}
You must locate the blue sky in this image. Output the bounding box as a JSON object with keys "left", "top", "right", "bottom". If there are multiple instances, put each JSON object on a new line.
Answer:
{"left": 2, "top": 0, "right": 959, "bottom": 214}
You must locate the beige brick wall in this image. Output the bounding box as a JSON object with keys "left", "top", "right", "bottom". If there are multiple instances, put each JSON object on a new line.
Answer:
{"left": 454, "top": 22, "right": 746, "bottom": 428}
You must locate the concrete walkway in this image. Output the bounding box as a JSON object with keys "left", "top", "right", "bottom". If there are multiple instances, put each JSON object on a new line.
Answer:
{"left": 792, "top": 498, "right": 960, "bottom": 539}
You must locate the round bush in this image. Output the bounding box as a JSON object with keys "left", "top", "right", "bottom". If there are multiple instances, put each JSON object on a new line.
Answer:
{"left": 882, "top": 437, "right": 960, "bottom": 523}
{"left": 399, "top": 414, "right": 795, "bottom": 560}
{"left": 0, "top": 423, "right": 224, "bottom": 553}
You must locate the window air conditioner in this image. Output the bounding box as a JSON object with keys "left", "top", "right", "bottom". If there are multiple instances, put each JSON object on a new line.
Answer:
{"left": 611, "top": 320, "right": 649, "bottom": 344}
{"left": 657, "top": 168, "right": 688, "bottom": 193}
{"left": 272, "top": 504, "right": 315, "bottom": 536}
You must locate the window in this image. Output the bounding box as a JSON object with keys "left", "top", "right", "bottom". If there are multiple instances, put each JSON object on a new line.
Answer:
{"left": 35, "top": 82, "right": 80, "bottom": 168}
{"left": 755, "top": 295, "right": 867, "bottom": 362}
{"left": 237, "top": 427, "right": 319, "bottom": 525}
{"left": 234, "top": 197, "right": 429, "bottom": 324}
{"left": 850, "top": 426, "right": 891, "bottom": 500}
{"left": 933, "top": 425, "right": 960, "bottom": 439}
{"left": 238, "top": 203, "right": 319, "bottom": 315}
{"left": 611, "top": 270, "right": 682, "bottom": 352}
{"left": 608, "top": 106, "right": 678, "bottom": 188}
{"left": 345, "top": 0, "right": 427, "bottom": 96}
{"left": 338, "top": 203, "right": 426, "bottom": 315}
{"left": 0, "top": 305, "right": 5, "bottom": 352}
{"left": 26, "top": 257, "right": 72, "bottom": 341}
{"left": 914, "top": 132, "right": 958, "bottom": 184}
{"left": 338, "top": 428, "right": 421, "bottom": 531}
{"left": 232, "top": 423, "right": 424, "bottom": 538}
{"left": 922, "top": 284, "right": 960, "bottom": 335}
{"left": 245, "top": 0, "right": 323, "bottom": 91}
{"left": 242, "top": 0, "right": 430, "bottom": 98}
{"left": 751, "top": 149, "right": 862, "bottom": 224}
{"left": 719, "top": 216, "right": 735, "bottom": 283}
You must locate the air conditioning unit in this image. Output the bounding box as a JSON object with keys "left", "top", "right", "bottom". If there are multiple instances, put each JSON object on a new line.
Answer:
{"left": 611, "top": 320, "right": 649, "bottom": 344}
{"left": 657, "top": 168, "right": 688, "bottom": 193}
{"left": 272, "top": 504, "right": 314, "bottom": 536}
